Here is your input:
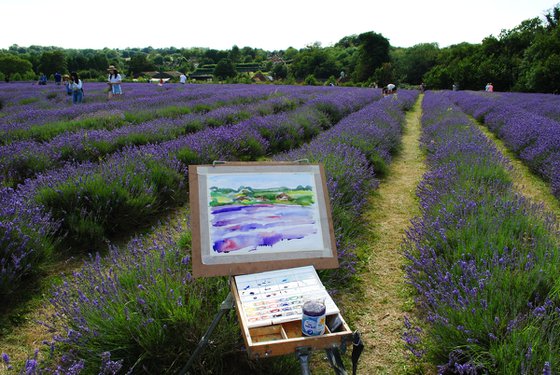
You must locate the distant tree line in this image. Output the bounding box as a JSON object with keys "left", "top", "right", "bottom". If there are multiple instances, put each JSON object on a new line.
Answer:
{"left": 0, "top": 4, "right": 558, "bottom": 92}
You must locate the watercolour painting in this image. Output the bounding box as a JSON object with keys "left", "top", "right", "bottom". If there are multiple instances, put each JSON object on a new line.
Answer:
{"left": 189, "top": 163, "right": 338, "bottom": 277}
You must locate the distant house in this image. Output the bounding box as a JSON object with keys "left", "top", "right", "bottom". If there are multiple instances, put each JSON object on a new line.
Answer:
{"left": 268, "top": 55, "right": 286, "bottom": 64}
{"left": 276, "top": 192, "right": 290, "bottom": 201}
{"left": 251, "top": 72, "right": 273, "bottom": 83}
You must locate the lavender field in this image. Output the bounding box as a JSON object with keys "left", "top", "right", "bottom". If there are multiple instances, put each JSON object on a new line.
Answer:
{"left": 1, "top": 82, "right": 559, "bottom": 374}
{"left": 0, "top": 82, "right": 418, "bottom": 373}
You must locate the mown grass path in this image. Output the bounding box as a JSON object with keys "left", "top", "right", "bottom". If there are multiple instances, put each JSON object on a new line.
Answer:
{"left": 342, "top": 95, "right": 426, "bottom": 374}
{"left": 474, "top": 120, "right": 560, "bottom": 219}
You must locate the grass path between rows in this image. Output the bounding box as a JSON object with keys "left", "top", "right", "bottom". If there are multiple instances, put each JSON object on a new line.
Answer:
{"left": 474, "top": 120, "right": 560, "bottom": 219}
{"left": 341, "top": 94, "right": 427, "bottom": 374}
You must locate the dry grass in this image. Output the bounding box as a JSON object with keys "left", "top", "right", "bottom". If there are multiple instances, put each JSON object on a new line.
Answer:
{"left": 338, "top": 96, "right": 428, "bottom": 374}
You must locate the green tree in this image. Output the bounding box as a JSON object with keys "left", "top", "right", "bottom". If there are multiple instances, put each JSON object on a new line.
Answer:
{"left": 373, "top": 62, "right": 396, "bottom": 87}
{"left": 271, "top": 63, "right": 288, "bottom": 79}
{"left": 0, "top": 53, "right": 33, "bottom": 81}
{"left": 39, "top": 50, "right": 66, "bottom": 77}
{"left": 516, "top": 5, "right": 560, "bottom": 92}
{"left": 88, "top": 52, "right": 109, "bottom": 72}
{"left": 213, "top": 58, "right": 237, "bottom": 80}
{"left": 392, "top": 43, "right": 439, "bottom": 84}
{"left": 128, "top": 53, "right": 155, "bottom": 76}
{"left": 423, "top": 64, "right": 454, "bottom": 89}
{"left": 283, "top": 47, "right": 298, "bottom": 60}
{"left": 205, "top": 49, "right": 228, "bottom": 64}
{"left": 229, "top": 45, "right": 240, "bottom": 63}
{"left": 354, "top": 31, "right": 390, "bottom": 82}
{"left": 291, "top": 46, "right": 339, "bottom": 80}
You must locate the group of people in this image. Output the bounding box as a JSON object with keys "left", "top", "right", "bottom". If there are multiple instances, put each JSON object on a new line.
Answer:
{"left": 382, "top": 83, "right": 397, "bottom": 96}
{"left": 63, "top": 72, "right": 84, "bottom": 104}
{"left": 57, "top": 65, "right": 122, "bottom": 104}
{"left": 485, "top": 82, "right": 494, "bottom": 92}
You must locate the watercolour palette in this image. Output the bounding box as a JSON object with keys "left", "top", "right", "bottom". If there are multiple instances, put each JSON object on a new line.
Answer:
{"left": 234, "top": 265, "right": 339, "bottom": 328}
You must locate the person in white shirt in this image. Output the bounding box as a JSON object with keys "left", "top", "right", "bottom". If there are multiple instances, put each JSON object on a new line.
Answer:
{"left": 70, "top": 71, "right": 83, "bottom": 104}
{"left": 107, "top": 65, "right": 122, "bottom": 98}
{"left": 179, "top": 73, "right": 187, "bottom": 84}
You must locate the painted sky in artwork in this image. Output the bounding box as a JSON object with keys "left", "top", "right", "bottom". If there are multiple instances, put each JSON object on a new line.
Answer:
{"left": 208, "top": 172, "right": 316, "bottom": 191}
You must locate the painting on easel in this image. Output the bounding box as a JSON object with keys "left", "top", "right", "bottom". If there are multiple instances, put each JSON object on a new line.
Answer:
{"left": 189, "top": 163, "right": 338, "bottom": 277}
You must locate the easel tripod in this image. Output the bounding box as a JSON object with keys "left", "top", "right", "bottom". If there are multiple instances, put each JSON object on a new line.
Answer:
{"left": 178, "top": 292, "right": 364, "bottom": 375}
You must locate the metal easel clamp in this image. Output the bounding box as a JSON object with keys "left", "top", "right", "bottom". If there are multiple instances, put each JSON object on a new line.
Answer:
{"left": 212, "top": 160, "right": 228, "bottom": 166}
{"left": 296, "top": 347, "right": 312, "bottom": 375}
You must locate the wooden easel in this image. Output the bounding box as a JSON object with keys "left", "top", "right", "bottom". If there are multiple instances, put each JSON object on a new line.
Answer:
{"left": 179, "top": 281, "right": 363, "bottom": 375}
{"left": 182, "top": 162, "right": 364, "bottom": 374}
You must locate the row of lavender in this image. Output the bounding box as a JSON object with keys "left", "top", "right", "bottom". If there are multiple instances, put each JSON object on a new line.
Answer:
{"left": 485, "top": 91, "right": 560, "bottom": 122}
{"left": 0, "top": 83, "right": 278, "bottom": 133}
{"left": 26, "top": 90, "right": 419, "bottom": 374}
{"left": 0, "top": 85, "right": 332, "bottom": 144}
{"left": 0, "top": 91, "right": 310, "bottom": 187}
{"left": 404, "top": 91, "right": 560, "bottom": 373}
{"left": 444, "top": 90, "right": 560, "bottom": 199}
{"left": 0, "top": 85, "right": 378, "bottom": 297}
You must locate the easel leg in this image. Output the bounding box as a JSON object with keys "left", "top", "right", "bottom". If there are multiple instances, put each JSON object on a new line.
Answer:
{"left": 325, "top": 346, "right": 347, "bottom": 375}
{"left": 351, "top": 331, "right": 364, "bottom": 375}
{"left": 179, "top": 292, "right": 234, "bottom": 375}
{"left": 296, "top": 347, "right": 312, "bottom": 375}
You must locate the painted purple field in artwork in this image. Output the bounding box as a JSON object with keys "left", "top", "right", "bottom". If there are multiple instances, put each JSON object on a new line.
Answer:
{"left": 211, "top": 203, "right": 318, "bottom": 253}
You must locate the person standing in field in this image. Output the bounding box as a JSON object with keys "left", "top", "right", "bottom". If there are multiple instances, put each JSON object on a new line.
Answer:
{"left": 63, "top": 74, "right": 72, "bottom": 96}
{"left": 179, "top": 73, "right": 187, "bottom": 84}
{"left": 70, "top": 71, "right": 83, "bottom": 104}
{"left": 107, "top": 65, "right": 122, "bottom": 98}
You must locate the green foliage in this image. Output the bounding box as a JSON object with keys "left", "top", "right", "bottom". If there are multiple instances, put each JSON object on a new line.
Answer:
{"left": 39, "top": 50, "right": 67, "bottom": 78}
{"left": 127, "top": 53, "right": 155, "bottom": 76}
{"left": 304, "top": 74, "right": 318, "bottom": 85}
{"left": 0, "top": 54, "right": 33, "bottom": 81}
{"left": 176, "top": 147, "right": 204, "bottom": 165}
{"left": 354, "top": 31, "right": 390, "bottom": 82}
{"left": 392, "top": 43, "right": 439, "bottom": 85}
{"left": 34, "top": 160, "right": 186, "bottom": 248}
{"left": 290, "top": 46, "right": 340, "bottom": 80}
{"left": 213, "top": 58, "right": 237, "bottom": 80}
{"left": 271, "top": 62, "right": 288, "bottom": 79}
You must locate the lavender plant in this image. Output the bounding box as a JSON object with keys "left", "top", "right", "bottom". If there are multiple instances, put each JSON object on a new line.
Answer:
{"left": 0, "top": 187, "right": 58, "bottom": 297}
{"left": 446, "top": 90, "right": 560, "bottom": 201}
{"left": 404, "top": 91, "right": 560, "bottom": 373}
{"left": 37, "top": 224, "right": 300, "bottom": 374}
{"left": 275, "top": 90, "right": 418, "bottom": 284}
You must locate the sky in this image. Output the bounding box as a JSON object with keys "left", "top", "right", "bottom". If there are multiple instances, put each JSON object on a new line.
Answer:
{"left": 1, "top": 0, "right": 557, "bottom": 51}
